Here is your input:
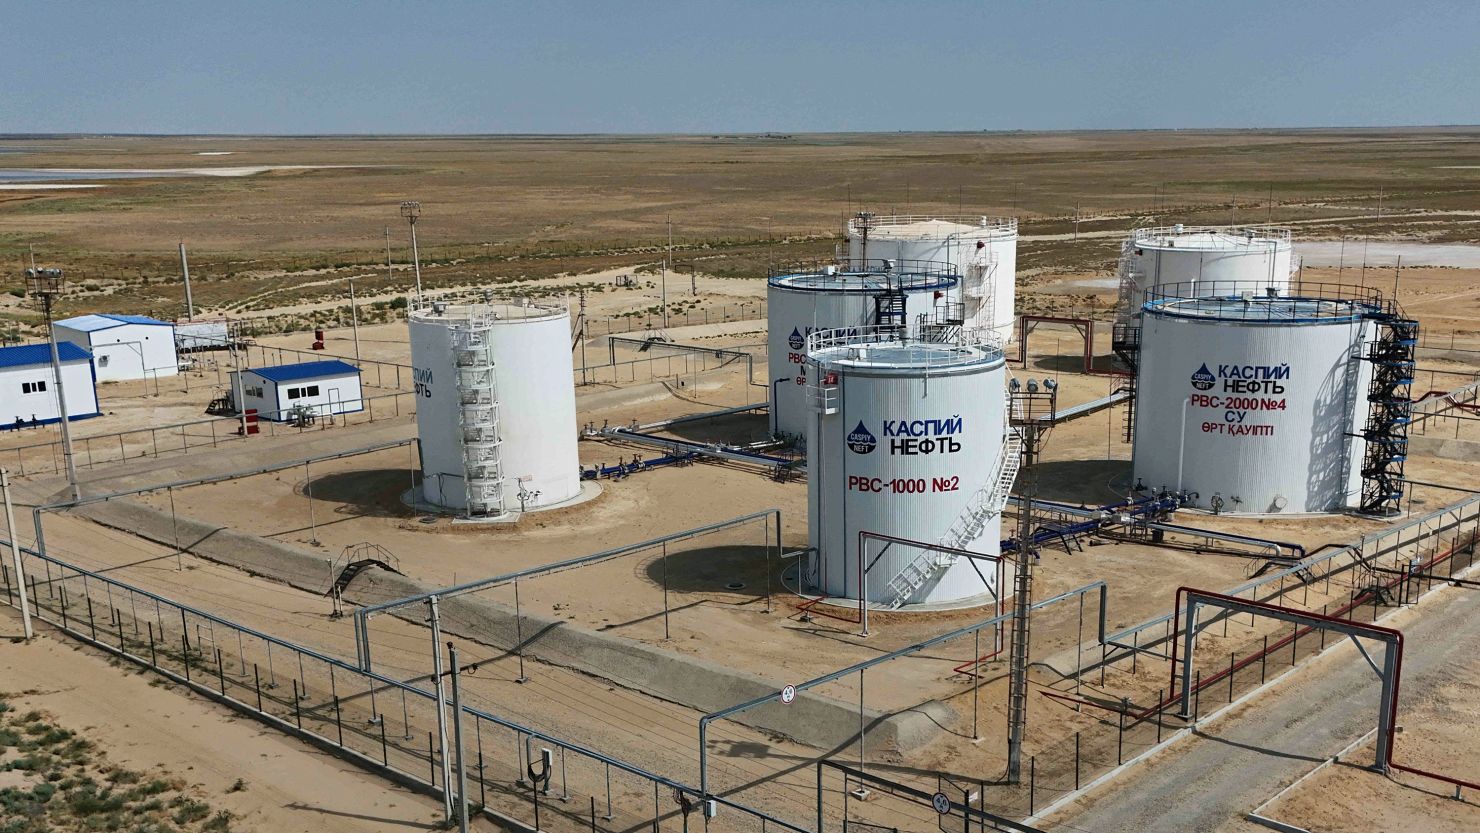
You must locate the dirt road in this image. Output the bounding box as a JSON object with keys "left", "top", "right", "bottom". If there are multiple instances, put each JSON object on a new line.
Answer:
{"left": 1047, "top": 583, "right": 1480, "bottom": 832}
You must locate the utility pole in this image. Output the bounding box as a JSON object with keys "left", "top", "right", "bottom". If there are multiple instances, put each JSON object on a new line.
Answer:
{"left": 25, "top": 267, "right": 80, "bottom": 503}
{"left": 179, "top": 242, "right": 194, "bottom": 320}
{"left": 383, "top": 226, "right": 394, "bottom": 281}
{"left": 401, "top": 201, "right": 423, "bottom": 307}
{"left": 1006, "top": 469, "right": 1037, "bottom": 783}
{"left": 347, "top": 278, "right": 361, "bottom": 365}
{"left": 661, "top": 216, "right": 672, "bottom": 331}
{"left": 2, "top": 469, "right": 32, "bottom": 640}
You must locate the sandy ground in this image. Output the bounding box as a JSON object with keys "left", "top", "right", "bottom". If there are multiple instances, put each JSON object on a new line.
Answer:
{"left": 1261, "top": 634, "right": 1480, "bottom": 832}
{"left": 0, "top": 608, "right": 497, "bottom": 832}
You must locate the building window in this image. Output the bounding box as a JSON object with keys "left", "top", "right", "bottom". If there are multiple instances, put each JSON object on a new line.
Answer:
{"left": 286, "top": 387, "right": 300, "bottom": 400}
{"left": 305, "top": 384, "right": 320, "bottom": 397}
{"left": 21, "top": 380, "right": 47, "bottom": 394}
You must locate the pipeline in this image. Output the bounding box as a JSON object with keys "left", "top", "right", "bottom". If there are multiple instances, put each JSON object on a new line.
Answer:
{"left": 591, "top": 426, "right": 796, "bottom": 468}
{"left": 1000, "top": 495, "right": 1182, "bottom": 554}
{"left": 581, "top": 451, "right": 700, "bottom": 480}
{"left": 1013, "top": 495, "right": 1304, "bottom": 561}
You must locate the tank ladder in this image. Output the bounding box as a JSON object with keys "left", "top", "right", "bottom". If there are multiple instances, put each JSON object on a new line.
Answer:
{"left": 454, "top": 312, "right": 508, "bottom": 518}
{"left": 1110, "top": 323, "right": 1141, "bottom": 443}
{"left": 883, "top": 430, "right": 1023, "bottom": 609}
{"left": 1358, "top": 314, "right": 1418, "bottom": 516}
{"left": 873, "top": 265, "right": 908, "bottom": 332}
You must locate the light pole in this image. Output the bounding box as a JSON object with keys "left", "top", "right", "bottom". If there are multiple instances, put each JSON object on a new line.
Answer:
{"left": 25, "top": 267, "right": 81, "bottom": 503}
{"left": 401, "top": 201, "right": 423, "bottom": 307}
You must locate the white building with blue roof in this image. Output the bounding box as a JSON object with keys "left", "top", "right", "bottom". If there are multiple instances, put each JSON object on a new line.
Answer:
{"left": 229, "top": 360, "right": 363, "bottom": 422}
{"left": 0, "top": 342, "right": 101, "bottom": 430}
{"left": 53, "top": 313, "right": 178, "bottom": 382}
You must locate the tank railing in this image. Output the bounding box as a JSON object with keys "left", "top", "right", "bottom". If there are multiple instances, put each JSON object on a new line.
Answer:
{"left": 1132, "top": 224, "right": 1292, "bottom": 245}
{"left": 846, "top": 214, "right": 1018, "bottom": 235}
{"left": 803, "top": 324, "right": 1005, "bottom": 363}
{"left": 1143, "top": 279, "right": 1390, "bottom": 316}
{"left": 768, "top": 257, "right": 959, "bottom": 289}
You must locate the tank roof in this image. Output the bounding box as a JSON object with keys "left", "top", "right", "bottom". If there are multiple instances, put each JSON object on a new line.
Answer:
{"left": 1145, "top": 295, "right": 1381, "bottom": 324}
{"left": 806, "top": 327, "right": 1004, "bottom": 373}
{"left": 1132, "top": 225, "right": 1292, "bottom": 250}
{"left": 848, "top": 214, "right": 1018, "bottom": 239}
{"left": 769, "top": 258, "right": 958, "bottom": 293}
{"left": 409, "top": 301, "right": 567, "bottom": 325}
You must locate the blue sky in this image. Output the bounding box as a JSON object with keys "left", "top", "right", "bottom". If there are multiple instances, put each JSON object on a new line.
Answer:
{"left": 2, "top": 0, "right": 1476, "bottom": 134}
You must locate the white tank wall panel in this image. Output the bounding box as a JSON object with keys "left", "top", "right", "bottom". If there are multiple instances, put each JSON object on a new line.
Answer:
{"left": 1125, "top": 228, "right": 1293, "bottom": 310}
{"left": 410, "top": 305, "right": 581, "bottom": 514}
{"left": 767, "top": 281, "right": 947, "bottom": 439}
{"left": 806, "top": 342, "right": 1006, "bottom": 606}
{"left": 485, "top": 310, "right": 582, "bottom": 509}
{"left": 1131, "top": 306, "right": 1374, "bottom": 514}
{"left": 848, "top": 218, "right": 1018, "bottom": 340}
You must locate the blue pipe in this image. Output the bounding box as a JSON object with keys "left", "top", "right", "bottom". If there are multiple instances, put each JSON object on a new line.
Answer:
{"left": 581, "top": 451, "right": 700, "bottom": 480}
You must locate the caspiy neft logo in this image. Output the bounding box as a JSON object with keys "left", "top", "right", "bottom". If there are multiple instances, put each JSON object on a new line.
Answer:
{"left": 846, "top": 421, "right": 877, "bottom": 454}
{"left": 788, "top": 327, "right": 805, "bottom": 350}
{"left": 1191, "top": 363, "right": 1216, "bottom": 391}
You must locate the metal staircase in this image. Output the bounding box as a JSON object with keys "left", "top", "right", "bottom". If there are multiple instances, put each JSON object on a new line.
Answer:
{"left": 1110, "top": 323, "right": 1141, "bottom": 442}
{"left": 1114, "top": 242, "right": 1144, "bottom": 319}
{"left": 962, "top": 249, "right": 999, "bottom": 330}
{"left": 1358, "top": 314, "right": 1418, "bottom": 516}
{"left": 453, "top": 311, "right": 507, "bottom": 518}
{"left": 874, "top": 283, "right": 907, "bottom": 332}
{"left": 883, "top": 430, "right": 1023, "bottom": 609}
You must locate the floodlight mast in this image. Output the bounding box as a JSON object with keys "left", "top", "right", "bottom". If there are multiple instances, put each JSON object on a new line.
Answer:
{"left": 25, "top": 267, "right": 81, "bottom": 503}
{"left": 401, "top": 201, "right": 423, "bottom": 307}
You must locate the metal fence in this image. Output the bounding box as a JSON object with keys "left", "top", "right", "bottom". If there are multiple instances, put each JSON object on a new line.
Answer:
{"left": 0, "top": 539, "right": 807, "bottom": 833}
{"left": 1, "top": 390, "right": 417, "bottom": 478}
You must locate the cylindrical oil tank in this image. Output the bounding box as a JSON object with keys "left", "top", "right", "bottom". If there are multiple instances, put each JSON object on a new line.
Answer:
{"left": 409, "top": 302, "right": 582, "bottom": 516}
{"left": 767, "top": 260, "right": 958, "bottom": 440}
{"left": 1131, "top": 289, "right": 1379, "bottom": 514}
{"left": 805, "top": 326, "right": 1008, "bottom": 607}
{"left": 1120, "top": 225, "right": 1294, "bottom": 313}
{"left": 847, "top": 215, "right": 1018, "bottom": 341}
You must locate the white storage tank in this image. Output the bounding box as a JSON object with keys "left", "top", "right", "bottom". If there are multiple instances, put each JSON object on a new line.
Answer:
{"left": 1118, "top": 225, "right": 1294, "bottom": 315}
{"left": 1131, "top": 287, "right": 1381, "bottom": 514}
{"left": 847, "top": 214, "right": 1018, "bottom": 341}
{"left": 805, "top": 326, "right": 1014, "bottom": 609}
{"left": 409, "top": 302, "right": 582, "bottom": 518}
{"left": 768, "top": 260, "right": 959, "bottom": 440}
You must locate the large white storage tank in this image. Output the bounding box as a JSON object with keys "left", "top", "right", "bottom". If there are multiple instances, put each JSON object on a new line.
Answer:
{"left": 847, "top": 214, "right": 1018, "bottom": 341}
{"left": 1118, "top": 225, "right": 1295, "bottom": 315}
{"left": 409, "top": 302, "right": 582, "bottom": 518}
{"left": 1131, "top": 287, "right": 1380, "bottom": 514}
{"left": 805, "top": 326, "right": 1014, "bottom": 608}
{"left": 768, "top": 260, "right": 959, "bottom": 440}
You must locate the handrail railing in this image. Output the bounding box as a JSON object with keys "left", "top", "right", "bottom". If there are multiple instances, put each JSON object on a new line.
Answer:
{"left": 1132, "top": 224, "right": 1292, "bottom": 245}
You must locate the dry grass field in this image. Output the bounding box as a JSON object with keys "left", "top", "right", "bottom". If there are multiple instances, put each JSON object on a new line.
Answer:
{"left": 3, "top": 129, "right": 1480, "bottom": 328}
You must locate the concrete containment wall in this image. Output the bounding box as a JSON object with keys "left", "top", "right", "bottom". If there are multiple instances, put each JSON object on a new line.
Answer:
{"left": 74, "top": 498, "right": 952, "bottom": 752}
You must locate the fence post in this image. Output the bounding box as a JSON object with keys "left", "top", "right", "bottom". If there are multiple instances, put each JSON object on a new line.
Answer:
{"left": 1074, "top": 731, "right": 1080, "bottom": 790}
{"left": 254, "top": 663, "right": 263, "bottom": 711}
{"left": 1029, "top": 755, "right": 1036, "bottom": 815}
